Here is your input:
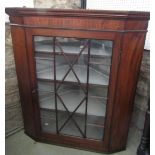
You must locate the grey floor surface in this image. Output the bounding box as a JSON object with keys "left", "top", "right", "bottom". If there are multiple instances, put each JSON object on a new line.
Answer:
{"left": 6, "top": 126, "right": 141, "bottom": 155}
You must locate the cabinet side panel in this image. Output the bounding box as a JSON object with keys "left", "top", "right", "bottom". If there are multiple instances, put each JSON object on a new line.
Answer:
{"left": 10, "top": 17, "right": 36, "bottom": 137}
{"left": 103, "top": 34, "right": 122, "bottom": 149}
{"left": 109, "top": 32, "right": 146, "bottom": 151}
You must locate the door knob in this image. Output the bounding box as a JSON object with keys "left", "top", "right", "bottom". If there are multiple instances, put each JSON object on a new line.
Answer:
{"left": 32, "top": 89, "right": 37, "bottom": 94}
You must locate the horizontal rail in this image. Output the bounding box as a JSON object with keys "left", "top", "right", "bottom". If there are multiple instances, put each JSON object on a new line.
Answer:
{"left": 10, "top": 23, "right": 148, "bottom": 33}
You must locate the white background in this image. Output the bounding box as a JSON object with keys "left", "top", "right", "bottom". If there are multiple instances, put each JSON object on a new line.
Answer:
{"left": 87, "top": 0, "right": 149, "bottom": 11}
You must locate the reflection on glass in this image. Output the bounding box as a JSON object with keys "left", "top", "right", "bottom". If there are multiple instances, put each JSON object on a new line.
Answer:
{"left": 34, "top": 36, "right": 113, "bottom": 140}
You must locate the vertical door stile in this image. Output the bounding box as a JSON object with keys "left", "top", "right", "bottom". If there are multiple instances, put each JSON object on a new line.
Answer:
{"left": 53, "top": 37, "right": 59, "bottom": 134}
{"left": 84, "top": 39, "right": 91, "bottom": 138}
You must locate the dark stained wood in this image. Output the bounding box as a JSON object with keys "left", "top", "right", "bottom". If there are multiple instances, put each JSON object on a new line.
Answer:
{"left": 109, "top": 32, "right": 147, "bottom": 151}
{"left": 30, "top": 28, "right": 115, "bottom": 40}
{"left": 5, "top": 8, "right": 150, "bottom": 153}
{"left": 24, "top": 29, "right": 42, "bottom": 138}
{"left": 9, "top": 16, "right": 37, "bottom": 138}
{"left": 23, "top": 16, "right": 125, "bottom": 31}
{"left": 103, "top": 33, "right": 123, "bottom": 150}
{"left": 5, "top": 7, "right": 150, "bottom": 20}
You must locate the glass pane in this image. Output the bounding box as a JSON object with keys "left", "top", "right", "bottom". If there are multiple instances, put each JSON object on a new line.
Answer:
{"left": 35, "top": 58, "right": 54, "bottom": 80}
{"left": 55, "top": 37, "right": 87, "bottom": 137}
{"left": 33, "top": 36, "right": 113, "bottom": 140}
{"left": 34, "top": 36, "right": 56, "bottom": 134}
{"left": 40, "top": 108, "right": 56, "bottom": 134}
{"left": 57, "top": 83, "right": 86, "bottom": 137}
{"left": 86, "top": 39, "right": 113, "bottom": 140}
{"left": 55, "top": 37, "right": 88, "bottom": 84}
{"left": 34, "top": 36, "right": 53, "bottom": 53}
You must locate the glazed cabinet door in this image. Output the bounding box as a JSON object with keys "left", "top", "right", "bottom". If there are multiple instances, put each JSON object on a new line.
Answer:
{"left": 34, "top": 36, "right": 113, "bottom": 139}
{"left": 25, "top": 28, "right": 120, "bottom": 151}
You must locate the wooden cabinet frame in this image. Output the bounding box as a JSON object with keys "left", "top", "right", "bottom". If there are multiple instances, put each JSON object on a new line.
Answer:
{"left": 6, "top": 8, "right": 149, "bottom": 153}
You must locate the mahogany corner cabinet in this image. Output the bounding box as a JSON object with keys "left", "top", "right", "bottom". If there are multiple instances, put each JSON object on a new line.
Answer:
{"left": 5, "top": 8, "right": 150, "bottom": 153}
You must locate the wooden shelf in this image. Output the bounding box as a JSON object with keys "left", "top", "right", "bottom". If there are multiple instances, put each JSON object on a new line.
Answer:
{"left": 34, "top": 40, "right": 112, "bottom": 57}
{"left": 38, "top": 89, "right": 106, "bottom": 117}
{"left": 36, "top": 64, "right": 109, "bottom": 86}
{"left": 37, "top": 80, "right": 108, "bottom": 98}
{"left": 35, "top": 52, "right": 112, "bottom": 67}
{"left": 40, "top": 108, "right": 104, "bottom": 140}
